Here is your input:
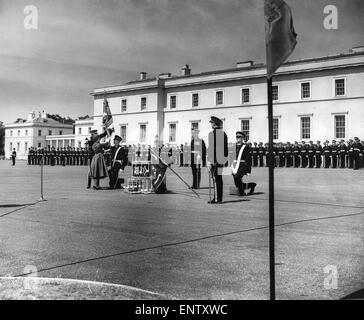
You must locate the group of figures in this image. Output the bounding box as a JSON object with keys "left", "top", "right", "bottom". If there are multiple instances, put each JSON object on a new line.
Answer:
{"left": 87, "top": 130, "right": 128, "bottom": 190}
{"left": 247, "top": 138, "right": 364, "bottom": 170}
{"left": 27, "top": 147, "right": 90, "bottom": 166}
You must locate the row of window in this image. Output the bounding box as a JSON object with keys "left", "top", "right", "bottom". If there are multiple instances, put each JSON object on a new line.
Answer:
{"left": 119, "top": 115, "right": 347, "bottom": 144}
{"left": 9, "top": 129, "right": 64, "bottom": 137}
{"left": 9, "top": 127, "right": 93, "bottom": 137}
{"left": 78, "top": 127, "right": 93, "bottom": 135}
{"left": 240, "top": 115, "right": 346, "bottom": 141}
{"left": 117, "top": 78, "right": 347, "bottom": 112}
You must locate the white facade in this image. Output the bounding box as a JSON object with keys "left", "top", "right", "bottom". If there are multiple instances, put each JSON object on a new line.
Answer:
{"left": 74, "top": 118, "right": 94, "bottom": 148}
{"left": 4, "top": 111, "right": 74, "bottom": 160}
{"left": 45, "top": 117, "right": 94, "bottom": 149}
{"left": 93, "top": 47, "right": 364, "bottom": 146}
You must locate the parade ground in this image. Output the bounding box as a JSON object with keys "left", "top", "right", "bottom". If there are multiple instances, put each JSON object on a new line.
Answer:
{"left": 0, "top": 160, "right": 363, "bottom": 300}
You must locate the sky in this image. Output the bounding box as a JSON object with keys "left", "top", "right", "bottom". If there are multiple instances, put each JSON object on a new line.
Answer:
{"left": 0, "top": 0, "right": 363, "bottom": 124}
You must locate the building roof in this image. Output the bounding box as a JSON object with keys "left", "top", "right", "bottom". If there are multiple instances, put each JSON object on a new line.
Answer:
{"left": 92, "top": 47, "right": 364, "bottom": 96}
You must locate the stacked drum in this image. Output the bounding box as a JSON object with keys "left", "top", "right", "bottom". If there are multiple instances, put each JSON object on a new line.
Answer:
{"left": 125, "top": 161, "right": 154, "bottom": 194}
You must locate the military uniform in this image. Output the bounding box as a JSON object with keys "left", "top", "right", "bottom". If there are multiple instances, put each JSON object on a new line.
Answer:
{"left": 207, "top": 116, "right": 228, "bottom": 204}
{"left": 347, "top": 140, "right": 354, "bottom": 168}
{"left": 338, "top": 141, "right": 347, "bottom": 169}
{"left": 190, "top": 130, "right": 206, "bottom": 189}
{"left": 300, "top": 142, "right": 308, "bottom": 168}
{"left": 108, "top": 135, "right": 128, "bottom": 189}
{"left": 258, "top": 143, "right": 265, "bottom": 167}
{"left": 285, "top": 143, "right": 293, "bottom": 168}
{"left": 331, "top": 141, "right": 338, "bottom": 168}
{"left": 352, "top": 138, "right": 362, "bottom": 170}
{"left": 277, "top": 144, "right": 285, "bottom": 167}
{"left": 87, "top": 130, "right": 108, "bottom": 188}
{"left": 50, "top": 148, "right": 56, "bottom": 166}
{"left": 232, "top": 132, "right": 252, "bottom": 196}
{"left": 315, "top": 142, "right": 323, "bottom": 168}
{"left": 11, "top": 149, "right": 17, "bottom": 166}
{"left": 251, "top": 143, "right": 258, "bottom": 167}
{"left": 307, "top": 141, "right": 315, "bottom": 168}
{"left": 27, "top": 148, "right": 31, "bottom": 165}
{"left": 293, "top": 142, "right": 300, "bottom": 168}
{"left": 323, "top": 142, "right": 331, "bottom": 168}
{"left": 265, "top": 143, "right": 270, "bottom": 167}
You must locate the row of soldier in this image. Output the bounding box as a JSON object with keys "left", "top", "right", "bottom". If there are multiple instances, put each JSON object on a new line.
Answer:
{"left": 26, "top": 138, "right": 364, "bottom": 170}
{"left": 27, "top": 147, "right": 90, "bottom": 166}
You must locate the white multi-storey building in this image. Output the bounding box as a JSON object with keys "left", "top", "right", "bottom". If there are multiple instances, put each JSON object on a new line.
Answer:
{"left": 92, "top": 46, "right": 364, "bottom": 146}
{"left": 4, "top": 112, "right": 94, "bottom": 160}
{"left": 4, "top": 111, "right": 74, "bottom": 160}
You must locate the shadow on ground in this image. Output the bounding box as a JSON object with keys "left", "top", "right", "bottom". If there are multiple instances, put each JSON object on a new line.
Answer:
{"left": 341, "top": 288, "right": 364, "bottom": 300}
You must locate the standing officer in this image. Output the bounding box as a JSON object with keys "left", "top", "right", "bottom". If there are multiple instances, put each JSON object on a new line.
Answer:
{"left": 285, "top": 142, "right": 293, "bottom": 168}
{"left": 323, "top": 140, "right": 331, "bottom": 168}
{"left": 331, "top": 140, "right": 338, "bottom": 168}
{"left": 37, "top": 148, "right": 43, "bottom": 165}
{"left": 207, "top": 116, "right": 228, "bottom": 204}
{"left": 258, "top": 142, "right": 265, "bottom": 167}
{"left": 50, "top": 147, "right": 56, "bottom": 166}
{"left": 347, "top": 139, "right": 354, "bottom": 168}
{"left": 190, "top": 128, "right": 206, "bottom": 189}
{"left": 27, "top": 147, "right": 32, "bottom": 165}
{"left": 308, "top": 141, "right": 315, "bottom": 168}
{"left": 293, "top": 141, "right": 300, "bottom": 168}
{"left": 315, "top": 141, "right": 323, "bottom": 168}
{"left": 352, "top": 137, "right": 362, "bottom": 170}
{"left": 277, "top": 142, "right": 285, "bottom": 167}
{"left": 300, "top": 141, "right": 308, "bottom": 168}
{"left": 87, "top": 129, "right": 109, "bottom": 189}
{"left": 251, "top": 142, "right": 258, "bottom": 167}
{"left": 231, "top": 132, "right": 252, "bottom": 196}
{"left": 338, "top": 140, "right": 347, "bottom": 169}
{"left": 264, "top": 143, "right": 270, "bottom": 167}
{"left": 11, "top": 148, "right": 17, "bottom": 166}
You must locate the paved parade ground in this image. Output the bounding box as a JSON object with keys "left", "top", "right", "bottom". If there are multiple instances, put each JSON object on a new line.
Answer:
{"left": 0, "top": 160, "right": 363, "bottom": 300}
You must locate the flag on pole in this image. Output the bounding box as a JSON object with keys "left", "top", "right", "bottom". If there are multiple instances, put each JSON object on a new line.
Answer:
{"left": 102, "top": 95, "right": 114, "bottom": 137}
{"left": 265, "top": 0, "right": 297, "bottom": 78}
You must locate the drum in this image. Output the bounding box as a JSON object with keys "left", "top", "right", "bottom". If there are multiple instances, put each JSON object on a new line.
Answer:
{"left": 125, "top": 178, "right": 142, "bottom": 194}
{"left": 132, "top": 161, "right": 151, "bottom": 177}
{"left": 125, "top": 177, "right": 154, "bottom": 194}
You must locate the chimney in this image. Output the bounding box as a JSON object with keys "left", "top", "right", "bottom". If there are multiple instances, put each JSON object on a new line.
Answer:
{"left": 181, "top": 64, "right": 191, "bottom": 76}
{"left": 236, "top": 60, "right": 254, "bottom": 68}
{"left": 27, "top": 111, "right": 36, "bottom": 121}
{"left": 139, "top": 72, "right": 147, "bottom": 80}
{"left": 158, "top": 73, "right": 172, "bottom": 79}
{"left": 350, "top": 46, "right": 364, "bottom": 53}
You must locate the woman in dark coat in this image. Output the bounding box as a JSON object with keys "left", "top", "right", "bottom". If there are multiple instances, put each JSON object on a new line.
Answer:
{"left": 89, "top": 136, "right": 109, "bottom": 190}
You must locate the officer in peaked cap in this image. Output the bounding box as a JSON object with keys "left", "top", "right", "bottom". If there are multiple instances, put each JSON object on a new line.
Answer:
{"left": 87, "top": 128, "right": 108, "bottom": 189}
{"left": 190, "top": 128, "right": 206, "bottom": 189}
{"left": 207, "top": 116, "right": 227, "bottom": 204}
{"left": 315, "top": 141, "right": 323, "bottom": 168}
{"left": 209, "top": 116, "right": 223, "bottom": 127}
{"left": 331, "top": 140, "right": 338, "bottom": 168}
{"left": 108, "top": 135, "right": 128, "bottom": 189}
{"left": 232, "top": 131, "right": 253, "bottom": 196}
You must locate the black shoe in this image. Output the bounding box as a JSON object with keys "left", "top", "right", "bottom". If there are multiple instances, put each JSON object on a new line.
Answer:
{"left": 87, "top": 186, "right": 91, "bottom": 189}
{"left": 93, "top": 186, "right": 101, "bottom": 190}
{"left": 208, "top": 199, "right": 222, "bottom": 204}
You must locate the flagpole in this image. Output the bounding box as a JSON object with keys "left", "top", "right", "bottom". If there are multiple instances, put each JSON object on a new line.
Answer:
{"left": 267, "top": 76, "right": 275, "bottom": 300}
